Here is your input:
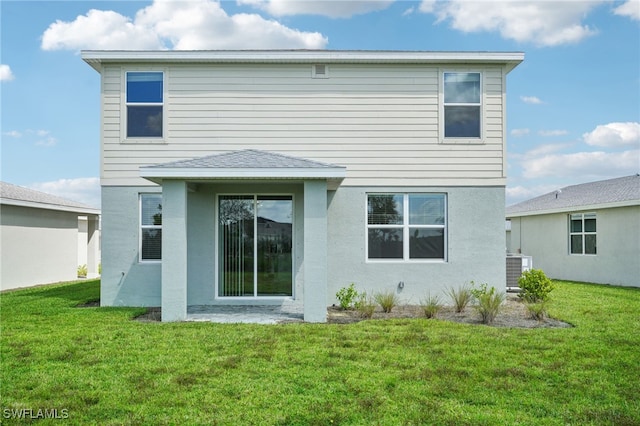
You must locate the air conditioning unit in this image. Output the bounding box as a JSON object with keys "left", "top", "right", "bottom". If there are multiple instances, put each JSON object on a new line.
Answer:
{"left": 506, "top": 255, "right": 533, "bottom": 291}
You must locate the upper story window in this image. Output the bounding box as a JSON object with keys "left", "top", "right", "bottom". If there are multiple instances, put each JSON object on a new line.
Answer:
{"left": 443, "top": 72, "right": 481, "bottom": 139}
{"left": 367, "top": 193, "right": 446, "bottom": 261}
{"left": 140, "top": 193, "right": 162, "bottom": 262}
{"left": 569, "top": 213, "right": 596, "bottom": 255}
{"left": 126, "top": 72, "right": 163, "bottom": 138}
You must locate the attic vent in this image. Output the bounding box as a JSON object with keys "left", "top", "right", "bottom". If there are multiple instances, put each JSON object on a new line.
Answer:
{"left": 312, "top": 64, "right": 329, "bottom": 79}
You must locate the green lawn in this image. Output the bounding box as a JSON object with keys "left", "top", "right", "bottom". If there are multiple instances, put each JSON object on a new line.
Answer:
{"left": 1, "top": 279, "right": 639, "bottom": 425}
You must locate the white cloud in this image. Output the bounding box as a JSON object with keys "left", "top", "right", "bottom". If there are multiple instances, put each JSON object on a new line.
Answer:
{"left": 582, "top": 122, "right": 640, "bottom": 148}
{"left": 29, "top": 177, "right": 101, "bottom": 208}
{"left": 35, "top": 137, "right": 58, "bottom": 147}
{"left": 421, "top": 0, "right": 601, "bottom": 46}
{"left": 41, "top": 0, "right": 327, "bottom": 51}
{"left": 520, "top": 95, "right": 543, "bottom": 104}
{"left": 510, "top": 128, "right": 530, "bottom": 137}
{"left": 239, "top": 0, "right": 395, "bottom": 18}
{"left": 6, "top": 129, "right": 60, "bottom": 146}
{"left": 419, "top": 0, "right": 437, "bottom": 13}
{"left": 0, "top": 64, "right": 15, "bottom": 81}
{"left": 614, "top": 0, "right": 640, "bottom": 20}
{"left": 522, "top": 149, "right": 640, "bottom": 179}
{"left": 42, "top": 9, "right": 163, "bottom": 51}
{"left": 538, "top": 129, "right": 568, "bottom": 137}
{"left": 524, "top": 143, "right": 572, "bottom": 157}
{"left": 29, "top": 129, "right": 50, "bottom": 137}
{"left": 3, "top": 130, "right": 22, "bottom": 138}
{"left": 402, "top": 6, "right": 415, "bottom": 16}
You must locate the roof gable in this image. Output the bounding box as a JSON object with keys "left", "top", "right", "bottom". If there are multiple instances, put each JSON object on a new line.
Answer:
{"left": 506, "top": 175, "right": 640, "bottom": 217}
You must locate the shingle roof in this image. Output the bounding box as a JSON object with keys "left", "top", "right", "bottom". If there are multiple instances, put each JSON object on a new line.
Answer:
{"left": 506, "top": 175, "right": 640, "bottom": 216}
{"left": 140, "top": 150, "right": 347, "bottom": 190}
{"left": 148, "top": 149, "right": 341, "bottom": 169}
{"left": 0, "top": 181, "right": 99, "bottom": 214}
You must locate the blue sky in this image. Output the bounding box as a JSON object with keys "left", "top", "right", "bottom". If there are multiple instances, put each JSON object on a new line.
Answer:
{"left": 1, "top": 0, "right": 639, "bottom": 208}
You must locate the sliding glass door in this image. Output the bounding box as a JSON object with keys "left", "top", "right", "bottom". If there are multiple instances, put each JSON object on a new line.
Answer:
{"left": 218, "top": 195, "right": 293, "bottom": 297}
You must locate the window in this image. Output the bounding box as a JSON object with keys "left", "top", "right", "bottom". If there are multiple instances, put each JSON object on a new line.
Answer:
{"left": 126, "top": 72, "right": 163, "bottom": 138}
{"left": 367, "top": 193, "right": 446, "bottom": 261}
{"left": 443, "top": 72, "right": 481, "bottom": 139}
{"left": 140, "top": 194, "right": 162, "bottom": 261}
{"left": 569, "top": 213, "right": 596, "bottom": 255}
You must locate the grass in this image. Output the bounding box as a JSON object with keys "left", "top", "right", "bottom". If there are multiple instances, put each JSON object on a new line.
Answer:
{"left": 1, "top": 279, "right": 639, "bottom": 425}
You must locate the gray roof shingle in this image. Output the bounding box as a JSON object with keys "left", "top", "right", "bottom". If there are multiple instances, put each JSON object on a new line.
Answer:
{"left": 0, "top": 181, "right": 99, "bottom": 213}
{"left": 506, "top": 175, "right": 640, "bottom": 216}
{"left": 147, "top": 149, "right": 342, "bottom": 170}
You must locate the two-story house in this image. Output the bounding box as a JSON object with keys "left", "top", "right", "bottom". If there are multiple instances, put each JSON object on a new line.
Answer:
{"left": 82, "top": 50, "right": 523, "bottom": 322}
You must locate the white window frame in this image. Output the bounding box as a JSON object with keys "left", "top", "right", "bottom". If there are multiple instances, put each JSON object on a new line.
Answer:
{"left": 441, "top": 70, "right": 483, "bottom": 143}
{"left": 139, "top": 193, "right": 162, "bottom": 263}
{"left": 366, "top": 193, "right": 447, "bottom": 263}
{"left": 569, "top": 212, "right": 597, "bottom": 256}
{"left": 122, "top": 69, "right": 166, "bottom": 143}
{"left": 215, "top": 193, "right": 295, "bottom": 300}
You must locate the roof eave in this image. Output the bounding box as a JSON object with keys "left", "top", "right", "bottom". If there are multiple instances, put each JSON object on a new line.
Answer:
{"left": 506, "top": 199, "right": 640, "bottom": 218}
{"left": 0, "top": 198, "right": 100, "bottom": 215}
{"left": 140, "top": 166, "right": 347, "bottom": 189}
{"left": 82, "top": 50, "right": 524, "bottom": 73}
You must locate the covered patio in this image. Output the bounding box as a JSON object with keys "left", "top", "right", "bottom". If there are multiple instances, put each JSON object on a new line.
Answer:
{"left": 140, "top": 149, "right": 346, "bottom": 323}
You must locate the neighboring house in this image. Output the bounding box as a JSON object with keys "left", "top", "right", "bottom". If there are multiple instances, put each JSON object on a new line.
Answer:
{"left": 0, "top": 182, "right": 101, "bottom": 291}
{"left": 506, "top": 175, "right": 640, "bottom": 287}
{"left": 82, "top": 49, "right": 524, "bottom": 322}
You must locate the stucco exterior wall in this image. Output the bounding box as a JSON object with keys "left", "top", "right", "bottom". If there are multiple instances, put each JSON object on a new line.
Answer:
{"left": 508, "top": 205, "right": 640, "bottom": 287}
{"left": 101, "top": 184, "right": 507, "bottom": 307}
{"left": 101, "top": 183, "right": 306, "bottom": 308}
{"left": 1, "top": 205, "right": 79, "bottom": 290}
{"left": 327, "top": 186, "right": 507, "bottom": 304}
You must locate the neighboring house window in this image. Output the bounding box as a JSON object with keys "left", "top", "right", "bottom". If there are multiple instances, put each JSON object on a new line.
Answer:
{"left": 126, "top": 72, "right": 163, "bottom": 138}
{"left": 443, "top": 72, "right": 481, "bottom": 139}
{"left": 367, "top": 193, "right": 446, "bottom": 261}
{"left": 140, "top": 194, "right": 162, "bottom": 261}
{"left": 569, "top": 213, "right": 596, "bottom": 255}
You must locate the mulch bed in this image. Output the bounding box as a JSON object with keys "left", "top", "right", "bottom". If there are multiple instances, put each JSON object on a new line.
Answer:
{"left": 328, "top": 294, "right": 572, "bottom": 328}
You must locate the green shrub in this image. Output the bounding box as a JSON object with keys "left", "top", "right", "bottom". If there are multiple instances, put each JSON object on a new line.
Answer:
{"left": 518, "top": 269, "right": 555, "bottom": 303}
{"left": 354, "top": 293, "right": 376, "bottom": 318}
{"left": 336, "top": 283, "right": 359, "bottom": 310}
{"left": 374, "top": 290, "right": 399, "bottom": 313}
{"left": 446, "top": 284, "right": 472, "bottom": 313}
{"left": 471, "top": 283, "right": 505, "bottom": 325}
{"left": 420, "top": 293, "right": 442, "bottom": 319}
{"left": 77, "top": 264, "right": 88, "bottom": 278}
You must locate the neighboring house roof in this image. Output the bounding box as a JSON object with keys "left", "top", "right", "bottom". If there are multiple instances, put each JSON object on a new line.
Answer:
{"left": 506, "top": 175, "right": 640, "bottom": 217}
{"left": 0, "top": 181, "right": 100, "bottom": 215}
{"left": 140, "top": 149, "right": 347, "bottom": 189}
{"left": 82, "top": 49, "right": 524, "bottom": 73}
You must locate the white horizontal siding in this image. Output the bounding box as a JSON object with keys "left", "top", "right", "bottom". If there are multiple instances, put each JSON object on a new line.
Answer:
{"left": 101, "top": 63, "right": 508, "bottom": 186}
